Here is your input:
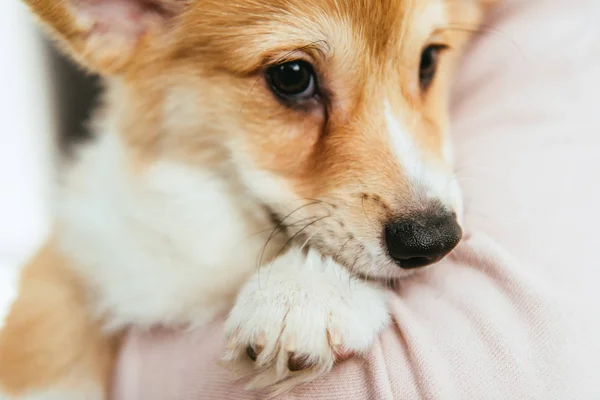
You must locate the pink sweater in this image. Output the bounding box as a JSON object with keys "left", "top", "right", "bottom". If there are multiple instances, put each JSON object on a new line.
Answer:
{"left": 113, "top": 0, "right": 600, "bottom": 398}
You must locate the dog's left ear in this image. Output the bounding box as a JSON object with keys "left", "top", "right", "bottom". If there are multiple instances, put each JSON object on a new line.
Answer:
{"left": 24, "top": 0, "right": 187, "bottom": 74}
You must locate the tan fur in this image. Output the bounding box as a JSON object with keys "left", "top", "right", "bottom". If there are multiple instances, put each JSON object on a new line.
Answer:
{"left": 1, "top": 0, "right": 497, "bottom": 397}
{"left": 0, "top": 241, "right": 118, "bottom": 397}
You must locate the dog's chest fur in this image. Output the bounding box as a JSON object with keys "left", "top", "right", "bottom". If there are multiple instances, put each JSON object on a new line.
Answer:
{"left": 56, "top": 121, "right": 277, "bottom": 330}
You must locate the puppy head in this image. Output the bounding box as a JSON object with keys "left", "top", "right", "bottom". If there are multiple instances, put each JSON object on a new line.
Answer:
{"left": 28, "top": 0, "right": 493, "bottom": 278}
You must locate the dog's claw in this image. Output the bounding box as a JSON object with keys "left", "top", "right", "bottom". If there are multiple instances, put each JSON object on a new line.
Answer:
{"left": 288, "top": 352, "right": 312, "bottom": 371}
{"left": 246, "top": 345, "right": 259, "bottom": 361}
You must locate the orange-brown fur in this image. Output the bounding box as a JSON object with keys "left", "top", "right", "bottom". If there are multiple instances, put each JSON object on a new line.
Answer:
{"left": 1, "top": 0, "right": 495, "bottom": 397}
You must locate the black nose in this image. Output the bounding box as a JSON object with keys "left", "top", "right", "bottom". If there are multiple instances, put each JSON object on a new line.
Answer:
{"left": 385, "top": 212, "right": 462, "bottom": 269}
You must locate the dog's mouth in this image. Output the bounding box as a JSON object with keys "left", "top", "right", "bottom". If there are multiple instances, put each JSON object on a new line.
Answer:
{"left": 260, "top": 201, "right": 462, "bottom": 280}
{"left": 259, "top": 203, "right": 376, "bottom": 277}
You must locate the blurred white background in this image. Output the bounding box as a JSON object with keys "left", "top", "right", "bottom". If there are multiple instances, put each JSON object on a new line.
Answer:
{"left": 0, "top": 0, "right": 101, "bottom": 325}
{"left": 0, "top": 2, "right": 56, "bottom": 322}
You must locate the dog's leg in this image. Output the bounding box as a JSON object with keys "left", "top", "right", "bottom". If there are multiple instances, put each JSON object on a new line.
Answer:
{"left": 0, "top": 243, "right": 118, "bottom": 400}
{"left": 223, "top": 248, "right": 391, "bottom": 396}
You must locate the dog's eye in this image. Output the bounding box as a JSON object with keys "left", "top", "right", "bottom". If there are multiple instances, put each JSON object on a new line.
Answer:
{"left": 419, "top": 45, "right": 446, "bottom": 91}
{"left": 266, "top": 60, "right": 317, "bottom": 103}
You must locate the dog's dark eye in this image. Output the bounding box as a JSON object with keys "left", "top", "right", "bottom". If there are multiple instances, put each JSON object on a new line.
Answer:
{"left": 266, "top": 60, "right": 317, "bottom": 103}
{"left": 419, "top": 45, "right": 446, "bottom": 91}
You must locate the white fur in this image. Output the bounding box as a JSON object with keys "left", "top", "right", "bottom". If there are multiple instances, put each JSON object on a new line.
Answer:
{"left": 234, "top": 163, "right": 298, "bottom": 207}
{"left": 384, "top": 101, "right": 462, "bottom": 212}
{"left": 223, "top": 248, "right": 390, "bottom": 395}
{"left": 58, "top": 131, "right": 277, "bottom": 330}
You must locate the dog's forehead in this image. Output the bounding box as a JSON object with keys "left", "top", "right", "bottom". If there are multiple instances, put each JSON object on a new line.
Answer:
{"left": 189, "top": 0, "right": 409, "bottom": 22}
{"left": 176, "top": 0, "right": 447, "bottom": 68}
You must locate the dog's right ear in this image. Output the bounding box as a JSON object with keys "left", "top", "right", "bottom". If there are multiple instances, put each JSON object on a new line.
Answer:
{"left": 24, "top": 0, "right": 187, "bottom": 74}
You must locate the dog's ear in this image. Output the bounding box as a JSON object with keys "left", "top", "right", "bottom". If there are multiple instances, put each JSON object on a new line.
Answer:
{"left": 24, "top": 0, "right": 187, "bottom": 74}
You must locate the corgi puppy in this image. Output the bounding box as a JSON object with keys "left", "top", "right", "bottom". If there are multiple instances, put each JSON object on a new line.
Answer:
{"left": 0, "top": 0, "right": 495, "bottom": 398}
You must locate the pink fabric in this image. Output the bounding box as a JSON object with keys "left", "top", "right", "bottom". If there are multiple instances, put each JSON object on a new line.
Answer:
{"left": 113, "top": 1, "right": 600, "bottom": 398}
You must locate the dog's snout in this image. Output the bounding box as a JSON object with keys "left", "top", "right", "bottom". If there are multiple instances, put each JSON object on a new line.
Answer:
{"left": 385, "top": 212, "right": 462, "bottom": 269}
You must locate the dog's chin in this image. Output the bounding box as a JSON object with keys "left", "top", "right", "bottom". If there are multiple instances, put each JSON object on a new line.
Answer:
{"left": 329, "top": 246, "right": 449, "bottom": 282}
{"left": 295, "top": 239, "right": 408, "bottom": 282}
{"left": 353, "top": 259, "right": 421, "bottom": 281}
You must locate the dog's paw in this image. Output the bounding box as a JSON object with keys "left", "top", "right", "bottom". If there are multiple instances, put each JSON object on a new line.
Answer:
{"left": 223, "top": 249, "right": 390, "bottom": 395}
